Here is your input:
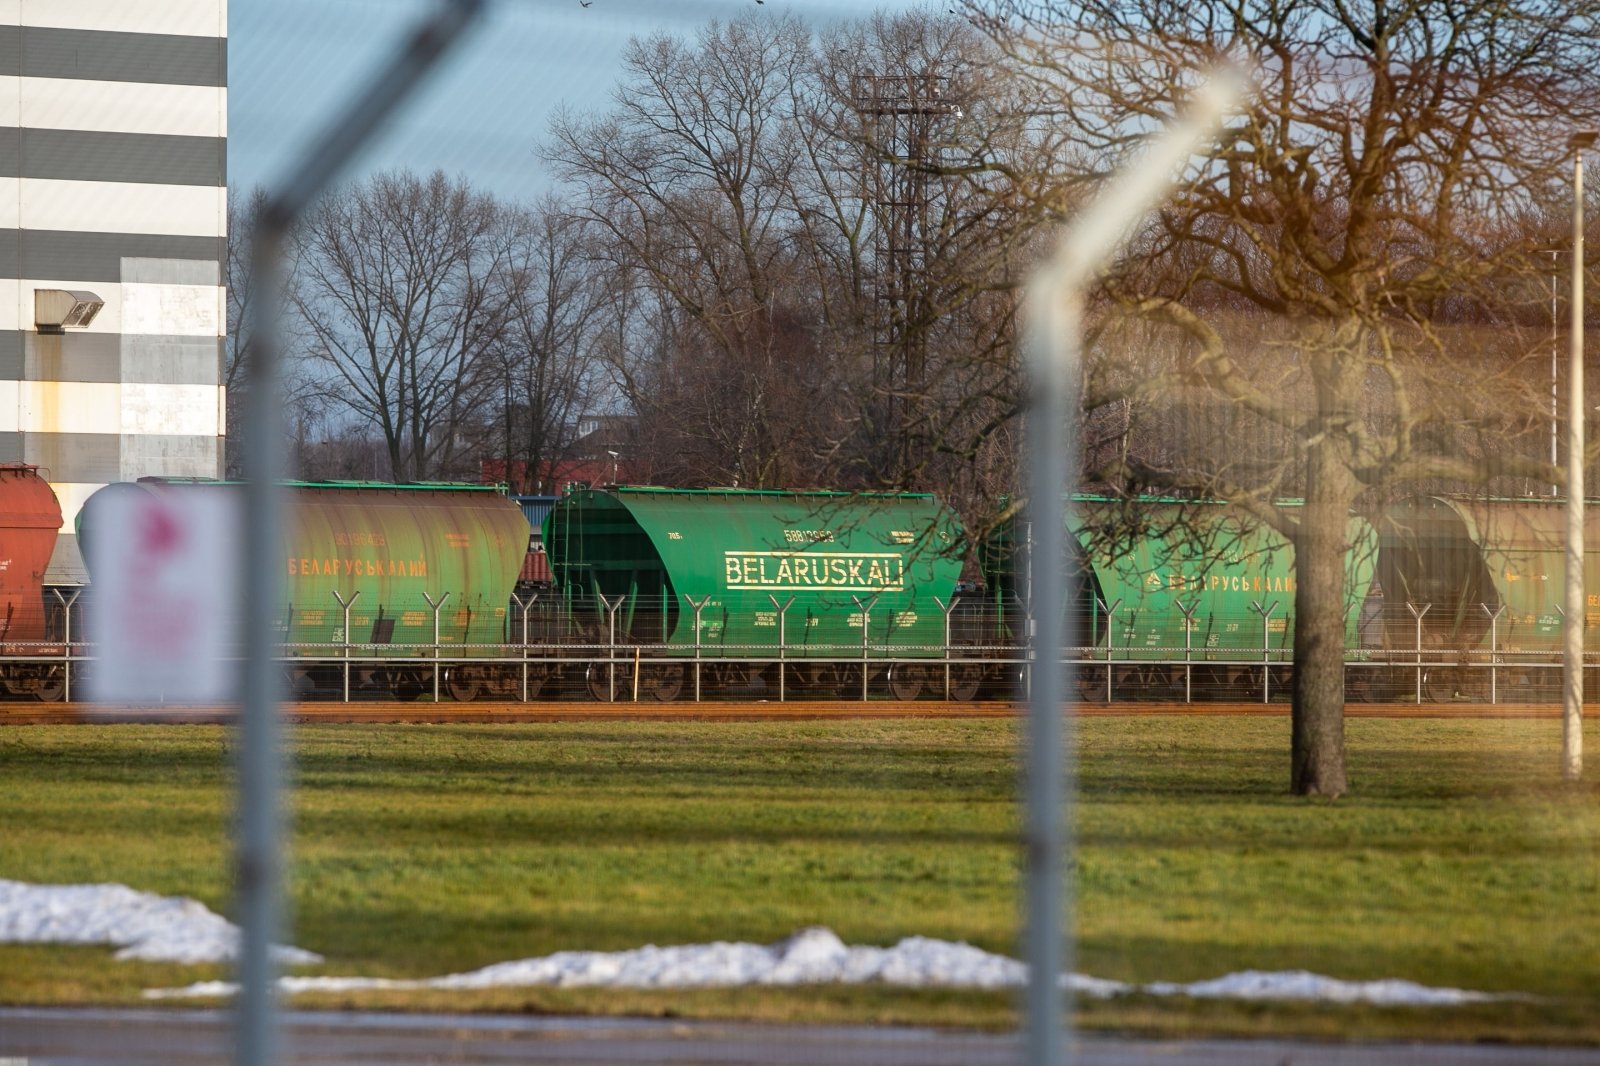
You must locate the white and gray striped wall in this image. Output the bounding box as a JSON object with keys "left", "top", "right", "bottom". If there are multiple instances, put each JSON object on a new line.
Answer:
{"left": 1, "top": 0, "right": 228, "bottom": 582}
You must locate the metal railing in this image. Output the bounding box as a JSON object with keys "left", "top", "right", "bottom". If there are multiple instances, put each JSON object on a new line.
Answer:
{"left": 9, "top": 594, "right": 1594, "bottom": 704}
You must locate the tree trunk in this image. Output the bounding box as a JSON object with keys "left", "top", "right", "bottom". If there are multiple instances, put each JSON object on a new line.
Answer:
{"left": 1290, "top": 442, "right": 1353, "bottom": 796}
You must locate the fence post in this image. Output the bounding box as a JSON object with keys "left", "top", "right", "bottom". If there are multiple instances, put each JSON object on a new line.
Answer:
{"left": 1556, "top": 603, "right": 1569, "bottom": 706}
{"left": 1406, "top": 602, "right": 1431, "bottom": 703}
{"left": 935, "top": 596, "right": 952, "bottom": 700}
{"left": 1097, "top": 597, "right": 1122, "bottom": 703}
{"left": 332, "top": 590, "right": 359, "bottom": 703}
{"left": 852, "top": 593, "right": 880, "bottom": 701}
{"left": 684, "top": 595, "right": 710, "bottom": 702}
{"left": 1480, "top": 603, "right": 1505, "bottom": 705}
{"left": 52, "top": 588, "right": 80, "bottom": 703}
{"left": 423, "top": 591, "right": 449, "bottom": 703}
{"left": 519, "top": 593, "right": 537, "bottom": 702}
{"left": 768, "top": 594, "right": 794, "bottom": 702}
{"left": 1177, "top": 600, "right": 1197, "bottom": 704}
{"left": 1250, "top": 600, "right": 1278, "bottom": 703}
{"left": 593, "top": 593, "right": 622, "bottom": 702}
{"left": 510, "top": 593, "right": 525, "bottom": 701}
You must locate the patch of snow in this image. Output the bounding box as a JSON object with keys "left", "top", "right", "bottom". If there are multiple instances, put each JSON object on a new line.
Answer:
{"left": 141, "top": 927, "right": 1506, "bottom": 1008}
{"left": 1143, "top": 969, "right": 1500, "bottom": 1007}
{"left": 0, "top": 879, "right": 321, "bottom": 966}
{"left": 0, "top": 879, "right": 1506, "bottom": 1007}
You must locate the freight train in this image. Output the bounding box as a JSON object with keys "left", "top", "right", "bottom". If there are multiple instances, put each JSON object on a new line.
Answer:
{"left": 541, "top": 485, "right": 968, "bottom": 701}
{"left": 0, "top": 473, "right": 1593, "bottom": 702}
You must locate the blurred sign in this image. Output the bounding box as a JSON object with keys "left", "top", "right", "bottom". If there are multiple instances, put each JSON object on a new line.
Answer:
{"left": 86, "top": 490, "right": 240, "bottom": 704}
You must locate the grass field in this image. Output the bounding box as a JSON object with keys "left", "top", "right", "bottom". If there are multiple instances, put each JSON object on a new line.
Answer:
{"left": 1, "top": 716, "right": 1598, "bottom": 1042}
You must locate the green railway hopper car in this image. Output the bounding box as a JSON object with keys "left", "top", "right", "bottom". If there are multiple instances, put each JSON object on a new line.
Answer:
{"left": 545, "top": 487, "right": 963, "bottom": 699}
{"left": 80, "top": 479, "right": 529, "bottom": 698}
{"left": 1378, "top": 496, "right": 1600, "bottom": 699}
{"left": 984, "top": 497, "right": 1377, "bottom": 698}
{"left": 1081, "top": 501, "right": 1377, "bottom": 659}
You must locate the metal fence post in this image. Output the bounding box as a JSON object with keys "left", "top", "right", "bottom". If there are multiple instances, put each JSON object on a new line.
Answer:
{"left": 51, "top": 588, "right": 79, "bottom": 703}
{"left": 1015, "top": 73, "right": 1235, "bottom": 1066}
{"left": 935, "top": 596, "right": 952, "bottom": 700}
{"left": 1407, "top": 602, "right": 1431, "bottom": 703}
{"left": 683, "top": 595, "right": 710, "bottom": 702}
{"left": 1098, "top": 597, "right": 1122, "bottom": 702}
{"left": 332, "top": 590, "right": 358, "bottom": 703}
{"left": 233, "top": 5, "right": 486, "bottom": 1064}
{"left": 768, "top": 594, "right": 794, "bottom": 702}
{"left": 423, "top": 592, "right": 449, "bottom": 703}
{"left": 1250, "top": 600, "right": 1278, "bottom": 703}
{"left": 852, "top": 593, "right": 880, "bottom": 701}
{"left": 594, "top": 593, "right": 622, "bottom": 702}
{"left": 1177, "top": 600, "right": 1197, "bottom": 703}
{"left": 510, "top": 593, "right": 525, "bottom": 700}
{"left": 1482, "top": 603, "right": 1505, "bottom": 705}
{"left": 517, "top": 593, "right": 537, "bottom": 703}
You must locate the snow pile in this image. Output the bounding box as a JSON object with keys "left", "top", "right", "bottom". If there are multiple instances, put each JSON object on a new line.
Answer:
{"left": 144, "top": 927, "right": 1498, "bottom": 1007}
{"left": 149, "top": 927, "right": 1124, "bottom": 998}
{"left": 0, "top": 878, "right": 322, "bottom": 965}
{"left": 1144, "top": 970, "right": 1499, "bottom": 1006}
{"left": 0, "top": 879, "right": 1505, "bottom": 1006}
{"left": 432, "top": 927, "right": 1045, "bottom": 991}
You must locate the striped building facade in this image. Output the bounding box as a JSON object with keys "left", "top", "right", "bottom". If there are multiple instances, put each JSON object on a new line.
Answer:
{"left": 1, "top": 0, "right": 227, "bottom": 582}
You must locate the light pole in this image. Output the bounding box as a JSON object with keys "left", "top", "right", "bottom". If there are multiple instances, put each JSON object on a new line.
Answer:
{"left": 1553, "top": 249, "right": 1560, "bottom": 496}
{"left": 1564, "top": 130, "right": 1596, "bottom": 783}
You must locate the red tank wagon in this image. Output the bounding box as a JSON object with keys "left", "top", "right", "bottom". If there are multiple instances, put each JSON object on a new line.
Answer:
{"left": 0, "top": 465, "right": 66, "bottom": 698}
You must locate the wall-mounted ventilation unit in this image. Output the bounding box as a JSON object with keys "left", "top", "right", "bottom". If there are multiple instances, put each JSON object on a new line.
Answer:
{"left": 35, "top": 289, "right": 105, "bottom": 332}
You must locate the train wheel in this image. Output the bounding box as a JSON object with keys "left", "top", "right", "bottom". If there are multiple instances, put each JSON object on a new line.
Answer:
{"left": 783, "top": 662, "right": 826, "bottom": 696}
{"left": 445, "top": 667, "right": 482, "bottom": 703}
{"left": 887, "top": 664, "right": 925, "bottom": 701}
{"left": 1422, "top": 666, "right": 1486, "bottom": 702}
{"left": 522, "top": 663, "right": 549, "bottom": 700}
{"left": 948, "top": 663, "right": 984, "bottom": 702}
{"left": 586, "top": 663, "right": 626, "bottom": 702}
{"left": 35, "top": 665, "right": 66, "bottom": 703}
{"left": 388, "top": 668, "right": 427, "bottom": 702}
{"left": 1075, "top": 665, "right": 1106, "bottom": 703}
{"left": 645, "top": 664, "right": 685, "bottom": 702}
{"left": 1346, "top": 672, "right": 1380, "bottom": 702}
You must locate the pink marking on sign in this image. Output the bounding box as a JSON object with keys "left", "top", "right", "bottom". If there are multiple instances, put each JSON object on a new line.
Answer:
{"left": 137, "top": 502, "right": 184, "bottom": 557}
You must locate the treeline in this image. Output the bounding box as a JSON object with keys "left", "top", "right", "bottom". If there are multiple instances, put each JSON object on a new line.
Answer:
{"left": 228, "top": 10, "right": 1050, "bottom": 519}
{"left": 227, "top": 2, "right": 1600, "bottom": 517}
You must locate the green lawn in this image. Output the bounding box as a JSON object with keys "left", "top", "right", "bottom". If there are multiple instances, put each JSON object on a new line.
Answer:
{"left": 1, "top": 717, "right": 1597, "bottom": 1041}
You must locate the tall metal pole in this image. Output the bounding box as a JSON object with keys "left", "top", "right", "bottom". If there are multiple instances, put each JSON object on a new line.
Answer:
{"left": 1553, "top": 252, "right": 1561, "bottom": 497}
{"left": 1020, "top": 75, "right": 1236, "bottom": 1066}
{"left": 235, "top": 5, "right": 485, "bottom": 1065}
{"left": 1564, "top": 133, "right": 1595, "bottom": 783}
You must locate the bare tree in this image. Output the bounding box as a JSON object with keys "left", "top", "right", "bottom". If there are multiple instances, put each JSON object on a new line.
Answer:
{"left": 226, "top": 186, "right": 330, "bottom": 479}
{"left": 291, "top": 170, "right": 515, "bottom": 482}
{"left": 547, "top": 16, "right": 817, "bottom": 488}
{"left": 224, "top": 189, "right": 263, "bottom": 479}
{"left": 977, "top": 0, "right": 1600, "bottom": 794}
{"left": 548, "top": 11, "right": 1042, "bottom": 499}
{"left": 484, "top": 199, "right": 611, "bottom": 493}
{"left": 797, "top": 12, "right": 1042, "bottom": 500}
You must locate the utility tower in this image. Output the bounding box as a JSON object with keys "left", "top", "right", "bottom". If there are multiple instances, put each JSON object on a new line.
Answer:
{"left": 852, "top": 71, "right": 960, "bottom": 477}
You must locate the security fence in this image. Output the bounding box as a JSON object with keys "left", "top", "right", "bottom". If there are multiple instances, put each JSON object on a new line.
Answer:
{"left": 7, "top": 589, "right": 1591, "bottom": 704}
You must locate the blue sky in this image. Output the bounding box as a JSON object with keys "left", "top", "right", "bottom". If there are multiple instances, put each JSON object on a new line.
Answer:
{"left": 230, "top": 0, "right": 926, "bottom": 203}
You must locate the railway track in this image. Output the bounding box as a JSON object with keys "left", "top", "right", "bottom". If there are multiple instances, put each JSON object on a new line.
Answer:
{"left": 1, "top": 700, "right": 1592, "bottom": 726}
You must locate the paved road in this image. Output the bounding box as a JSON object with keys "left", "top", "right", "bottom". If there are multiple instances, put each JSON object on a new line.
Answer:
{"left": 4, "top": 1008, "right": 1600, "bottom": 1066}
